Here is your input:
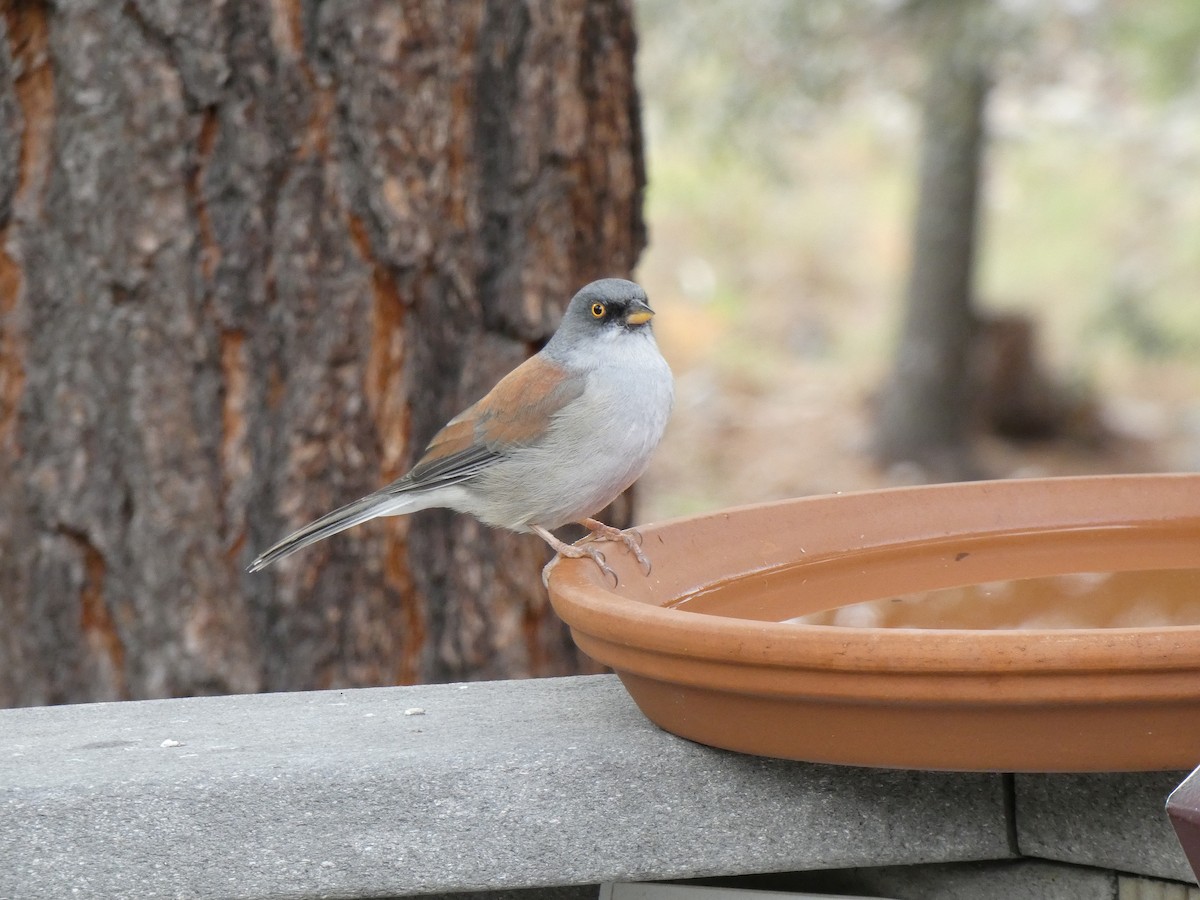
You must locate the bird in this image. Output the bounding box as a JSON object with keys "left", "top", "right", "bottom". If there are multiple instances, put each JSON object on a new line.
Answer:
{"left": 247, "top": 278, "right": 674, "bottom": 586}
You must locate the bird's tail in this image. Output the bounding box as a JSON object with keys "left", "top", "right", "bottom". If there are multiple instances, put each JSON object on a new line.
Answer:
{"left": 247, "top": 490, "right": 416, "bottom": 573}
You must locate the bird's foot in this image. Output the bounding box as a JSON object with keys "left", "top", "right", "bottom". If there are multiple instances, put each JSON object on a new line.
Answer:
{"left": 579, "top": 517, "right": 651, "bottom": 575}
{"left": 533, "top": 525, "right": 619, "bottom": 587}
{"left": 540, "top": 545, "right": 617, "bottom": 588}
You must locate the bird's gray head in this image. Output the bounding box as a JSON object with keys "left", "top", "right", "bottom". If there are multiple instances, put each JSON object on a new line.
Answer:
{"left": 547, "top": 279, "right": 655, "bottom": 354}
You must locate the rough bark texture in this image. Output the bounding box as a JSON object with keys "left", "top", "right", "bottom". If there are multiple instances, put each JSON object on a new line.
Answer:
{"left": 874, "top": 0, "right": 989, "bottom": 479}
{"left": 0, "top": 0, "right": 644, "bottom": 706}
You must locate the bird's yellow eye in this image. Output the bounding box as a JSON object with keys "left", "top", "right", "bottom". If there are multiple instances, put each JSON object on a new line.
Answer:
{"left": 590, "top": 303, "right": 606, "bottom": 319}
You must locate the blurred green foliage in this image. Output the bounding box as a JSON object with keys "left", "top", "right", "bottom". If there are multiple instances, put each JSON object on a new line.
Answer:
{"left": 1108, "top": 0, "right": 1200, "bottom": 99}
{"left": 634, "top": 0, "right": 1200, "bottom": 375}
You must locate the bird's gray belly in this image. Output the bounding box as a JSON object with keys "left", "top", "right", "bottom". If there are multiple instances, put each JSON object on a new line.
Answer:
{"left": 465, "top": 375, "right": 671, "bottom": 530}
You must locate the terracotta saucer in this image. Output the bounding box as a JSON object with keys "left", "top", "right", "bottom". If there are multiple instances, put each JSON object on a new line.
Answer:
{"left": 547, "top": 474, "right": 1200, "bottom": 771}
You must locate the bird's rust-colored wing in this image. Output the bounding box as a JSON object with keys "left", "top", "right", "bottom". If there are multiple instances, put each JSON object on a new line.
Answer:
{"left": 399, "top": 354, "right": 583, "bottom": 490}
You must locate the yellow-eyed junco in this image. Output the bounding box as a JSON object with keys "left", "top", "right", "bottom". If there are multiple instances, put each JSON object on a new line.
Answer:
{"left": 248, "top": 278, "right": 674, "bottom": 585}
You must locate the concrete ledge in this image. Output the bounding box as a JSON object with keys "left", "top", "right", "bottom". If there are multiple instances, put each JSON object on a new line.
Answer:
{"left": 689, "top": 859, "right": 1198, "bottom": 900}
{"left": 1016, "top": 772, "right": 1194, "bottom": 883}
{"left": 2, "top": 675, "right": 1011, "bottom": 900}
{"left": 3, "top": 674, "right": 1193, "bottom": 899}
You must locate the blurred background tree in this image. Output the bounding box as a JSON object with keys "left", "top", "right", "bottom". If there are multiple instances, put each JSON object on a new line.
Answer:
{"left": 874, "top": 0, "right": 993, "bottom": 479}
{"left": 635, "top": 0, "right": 1200, "bottom": 517}
{"left": 0, "top": 0, "right": 640, "bottom": 707}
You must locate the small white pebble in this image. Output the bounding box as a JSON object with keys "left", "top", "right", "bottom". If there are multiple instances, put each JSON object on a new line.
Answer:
{"left": 160, "top": 739, "right": 182, "bottom": 748}
{"left": 363, "top": 712, "right": 375, "bottom": 718}
{"left": 404, "top": 707, "right": 425, "bottom": 716}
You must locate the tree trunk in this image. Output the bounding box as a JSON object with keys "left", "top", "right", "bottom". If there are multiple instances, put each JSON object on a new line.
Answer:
{"left": 874, "top": 0, "right": 989, "bottom": 479}
{"left": 0, "top": 0, "right": 644, "bottom": 707}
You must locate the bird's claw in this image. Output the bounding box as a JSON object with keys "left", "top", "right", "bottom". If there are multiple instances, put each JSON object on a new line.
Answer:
{"left": 635, "top": 551, "right": 652, "bottom": 576}
{"left": 611, "top": 530, "right": 651, "bottom": 576}
{"left": 584, "top": 548, "right": 619, "bottom": 588}
{"left": 534, "top": 521, "right": 647, "bottom": 588}
{"left": 580, "top": 519, "right": 651, "bottom": 576}
{"left": 541, "top": 544, "right": 619, "bottom": 588}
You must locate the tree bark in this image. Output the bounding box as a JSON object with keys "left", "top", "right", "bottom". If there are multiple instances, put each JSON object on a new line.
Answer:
{"left": 874, "top": 0, "right": 989, "bottom": 479}
{"left": 0, "top": 0, "right": 644, "bottom": 706}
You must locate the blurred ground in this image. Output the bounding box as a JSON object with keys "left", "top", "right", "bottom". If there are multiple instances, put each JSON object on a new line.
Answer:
{"left": 639, "top": 349, "right": 1200, "bottom": 524}
{"left": 630, "top": 1, "right": 1200, "bottom": 524}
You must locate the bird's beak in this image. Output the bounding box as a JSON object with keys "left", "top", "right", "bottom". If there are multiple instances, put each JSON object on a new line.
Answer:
{"left": 624, "top": 301, "right": 654, "bottom": 327}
